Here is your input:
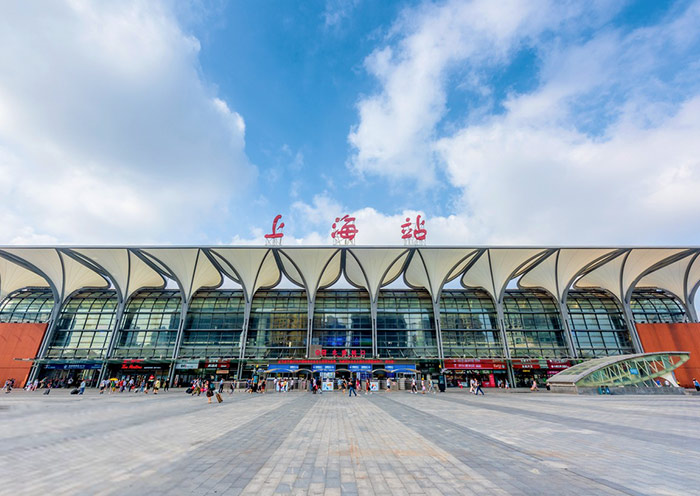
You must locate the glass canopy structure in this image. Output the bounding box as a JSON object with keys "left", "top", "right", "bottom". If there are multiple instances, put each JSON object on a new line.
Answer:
{"left": 0, "top": 246, "right": 697, "bottom": 385}
{"left": 547, "top": 352, "right": 690, "bottom": 392}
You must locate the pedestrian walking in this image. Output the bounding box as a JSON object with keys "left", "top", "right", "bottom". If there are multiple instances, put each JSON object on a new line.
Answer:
{"left": 411, "top": 378, "right": 417, "bottom": 394}
{"left": 693, "top": 378, "right": 700, "bottom": 391}
{"left": 153, "top": 379, "right": 160, "bottom": 394}
{"left": 386, "top": 378, "right": 391, "bottom": 392}
{"left": 163, "top": 380, "right": 169, "bottom": 392}
{"left": 218, "top": 378, "right": 224, "bottom": 394}
{"left": 421, "top": 379, "right": 426, "bottom": 394}
{"left": 530, "top": 379, "right": 539, "bottom": 392}
{"left": 475, "top": 379, "right": 484, "bottom": 395}
{"left": 79, "top": 380, "right": 86, "bottom": 395}
{"left": 348, "top": 378, "right": 357, "bottom": 397}
{"left": 427, "top": 379, "right": 436, "bottom": 394}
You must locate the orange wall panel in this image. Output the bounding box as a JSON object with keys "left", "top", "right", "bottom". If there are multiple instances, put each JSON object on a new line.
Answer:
{"left": 0, "top": 322, "right": 48, "bottom": 388}
{"left": 636, "top": 323, "right": 700, "bottom": 387}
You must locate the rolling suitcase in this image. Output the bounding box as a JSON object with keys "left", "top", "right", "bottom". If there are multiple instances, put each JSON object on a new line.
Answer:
{"left": 215, "top": 393, "right": 223, "bottom": 403}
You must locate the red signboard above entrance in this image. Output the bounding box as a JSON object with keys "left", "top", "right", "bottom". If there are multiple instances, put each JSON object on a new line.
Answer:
{"left": 277, "top": 359, "right": 393, "bottom": 365}
{"left": 443, "top": 359, "right": 506, "bottom": 370}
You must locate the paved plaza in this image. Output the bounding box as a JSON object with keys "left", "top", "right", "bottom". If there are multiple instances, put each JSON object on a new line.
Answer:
{"left": 0, "top": 388, "right": 699, "bottom": 495}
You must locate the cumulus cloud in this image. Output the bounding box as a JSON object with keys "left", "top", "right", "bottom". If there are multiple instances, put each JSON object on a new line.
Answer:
{"left": 0, "top": 1, "right": 255, "bottom": 244}
{"left": 348, "top": 0, "right": 700, "bottom": 244}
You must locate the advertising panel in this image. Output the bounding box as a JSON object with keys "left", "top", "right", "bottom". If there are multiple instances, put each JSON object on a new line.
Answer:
{"left": 348, "top": 364, "right": 372, "bottom": 372}
{"left": 312, "top": 364, "right": 336, "bottom": 372}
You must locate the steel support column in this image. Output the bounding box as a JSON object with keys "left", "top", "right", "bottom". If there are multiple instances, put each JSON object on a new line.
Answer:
{"left": 168, "top": 298, "right": 189, "bottom": 387}
{"left": 432, "top": 300, "right": 445, "bottom": 361}
{"left": 97, "top": 298, "right": 126, "bottom": 385}
{"left": 306, "top": 299, "right": 315, "bottom": 358}
{"left": 622, "top": 301, "right": 644, "bottom": 353}
{"left": 557, "top": 300, "right": 578, "bottom": 359}
{"left": 28, "top": 300, "right": 62, "bottom": 384}
{"left": 370, "top": 299, "right": 378, "bottom": 358}
{"left": 237, "top": 299, "right": 252, "bottom": 379}
{"left": 495, "top": 301, "right": 516, "bottom": 387}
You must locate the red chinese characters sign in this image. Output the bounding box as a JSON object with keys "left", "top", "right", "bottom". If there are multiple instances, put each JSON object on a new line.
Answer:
{"left": 315, "top": 348, "right": 366, "bottom": 359}
{"left": 401, "top": 215, "right": 427, "bottom": 244}
{"left": 264, "top": 214, "right": 285, "bottom": 245}
{"left": 331, "top": 215, "right": 358, "bottom": 244}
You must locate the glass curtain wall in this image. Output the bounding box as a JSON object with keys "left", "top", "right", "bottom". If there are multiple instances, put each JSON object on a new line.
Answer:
{"left": 440, "top": 290, "right": 502, "bottom": 358}
{"left": 180, "top": 290, "right": 245, "bottom": 358}
{"left": 113, "top": 290, "right": 182, "bottom": 359}
{"left": 631, "top": 289, "right": 687, "bottom": 323}
{"left": 246, "top": 290, "right": 307, "bottom": 359}
{"left": 566, "top": 290, "right": 633, "bottom": 358}
{"left": 376, "top": 290, "right": 438, "bottom": 359}
{"left": 46, "top": 290, "right": 118, "bottom": 359}
{"left": 312, "top": 290, "right": 372, "bottom": 356}
{"left": 504, "top": 290, "right": 568, "bottom": 358}
{"left": 0, "top": 288, "right": 54, "bottom": 323}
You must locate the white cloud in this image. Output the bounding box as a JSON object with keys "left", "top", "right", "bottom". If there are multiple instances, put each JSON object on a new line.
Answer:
{"left": 347, "top": 0, "right": 588, "bottom": 182}
{"left": 0, "top": 1, "right": 255, "bottom": 244}
{"left": 349, "top": 0, "right": 700, "bottom": 244}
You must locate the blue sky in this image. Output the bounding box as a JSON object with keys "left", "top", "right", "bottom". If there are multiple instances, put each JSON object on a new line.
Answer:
{"left": 0, "top": 0, "right": 699, "bottom": 246}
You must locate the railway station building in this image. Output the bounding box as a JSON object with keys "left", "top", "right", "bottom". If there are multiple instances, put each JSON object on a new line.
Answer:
{"left": 0, "top": 246, "right": 699, "bottom": 388}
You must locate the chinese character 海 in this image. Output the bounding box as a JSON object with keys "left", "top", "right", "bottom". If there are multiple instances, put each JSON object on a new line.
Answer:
{"left": 331, "top": 215, "right": 358, "bottom": 244}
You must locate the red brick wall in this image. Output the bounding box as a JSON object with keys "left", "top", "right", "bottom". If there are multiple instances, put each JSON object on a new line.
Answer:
{"left": 0, "top": 323, "right": 48, "bottom": 388}
{"left": 636, "top": 323, "right": 700, "bottom": 387}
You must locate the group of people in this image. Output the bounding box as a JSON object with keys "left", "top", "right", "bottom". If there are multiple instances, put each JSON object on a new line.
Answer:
{"left": 408, "top": 378, "right": 437, "bottom": 394}
{"left": 99, "top": 376, "right": 168, "bottom": 395}
{"left": 273, "top": 378, "right": 292, "bottom": 392}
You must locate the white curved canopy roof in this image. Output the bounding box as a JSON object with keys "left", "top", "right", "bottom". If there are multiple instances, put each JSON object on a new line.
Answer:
{"left": 0, "top": 248, "right": 108, "bottom": 302}
{"left": 404, "top": 248, "right": 478, "bottom": 303}
{"left": 71, "top": 248, "right": 165, "bottom": 302}
{"left": 519, "top": 248, "right": 618, "bottom": 302}
{"left": 0, "top": 255, "right": 49, "bottom": 300}
{"left": 576, "top": 249, "right": 690, "bottom": 303}
{"left": 210, "top": 248, "right": 280, "bottom": 302}
{"left": 462, "top": 248, "right": 547, "bottom": 302}
{"left": 277, "top": 248, "right": 341, "bottom": 302}
{"left": 0, "top": 247, "right": 697, "bottom": 314}
{"left": 637, "top": 250, "right": 700, "bottom": 308}
{"left": 140, "top": 248, "right": 222, "bottom": 302}
{"left": 345, "top": 248, "right": 408, "bottom": 302}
